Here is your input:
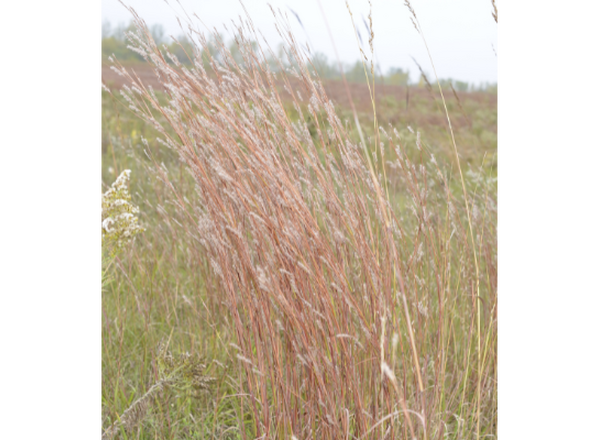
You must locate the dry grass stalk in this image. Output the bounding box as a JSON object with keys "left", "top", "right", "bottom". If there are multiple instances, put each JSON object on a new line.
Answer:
{"left": 450, "top": 83, "right": 472, "bottom": 127}
{"left": 102, "top": 341, "right": 214, "bottom": 439}
{"left": 491, "top": 0, "right": 498, "bottom": 23}
{"left": 102, "top": 379, "right": 167, "bottom": 440}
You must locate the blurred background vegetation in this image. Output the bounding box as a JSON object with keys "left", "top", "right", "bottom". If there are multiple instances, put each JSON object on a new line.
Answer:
{"left": 102, "top": 20, "right": 496, "bottom": 93}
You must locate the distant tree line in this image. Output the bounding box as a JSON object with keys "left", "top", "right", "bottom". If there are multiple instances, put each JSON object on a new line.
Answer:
{"left": 102, "top": 20, "right": 496, "bottom": 92}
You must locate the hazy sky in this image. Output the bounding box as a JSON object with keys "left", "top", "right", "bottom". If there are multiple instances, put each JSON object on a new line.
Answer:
{"left": 102, "top": 0, "right": 497, "bottom": 85}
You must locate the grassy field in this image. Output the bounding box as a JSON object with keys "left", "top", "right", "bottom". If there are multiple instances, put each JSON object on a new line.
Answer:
{"left": 102, "top": 7, "right": 496, "bottom": 439}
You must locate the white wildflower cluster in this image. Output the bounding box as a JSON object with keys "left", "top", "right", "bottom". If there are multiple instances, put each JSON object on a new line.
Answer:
{"left": 102, "top": 169, "right": 144, "bottom": 256}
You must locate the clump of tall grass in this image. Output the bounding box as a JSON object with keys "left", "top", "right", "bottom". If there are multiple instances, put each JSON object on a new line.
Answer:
{"left": 106, "top": 4, "right": 496, "bottom": 438}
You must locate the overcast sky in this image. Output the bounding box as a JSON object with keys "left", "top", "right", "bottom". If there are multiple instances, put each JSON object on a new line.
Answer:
{"left": 102, "top": 0, "right": 497, "bottom": 85}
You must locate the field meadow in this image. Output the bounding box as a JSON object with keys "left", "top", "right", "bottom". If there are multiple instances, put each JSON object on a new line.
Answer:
{"left": 101, "top": 4, "right": 497, "bottom": 439}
